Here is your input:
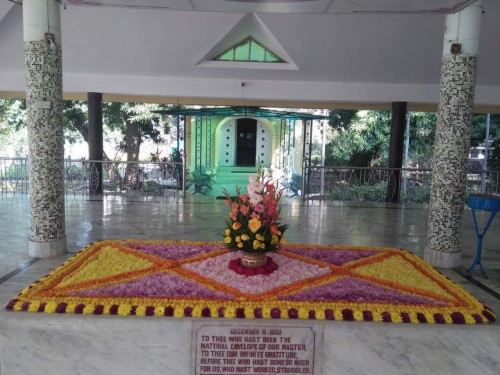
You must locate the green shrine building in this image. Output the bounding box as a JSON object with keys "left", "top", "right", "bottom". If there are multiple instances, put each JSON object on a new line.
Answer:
{"left": 161, "top": 107, "right": 329, "bottom": 197}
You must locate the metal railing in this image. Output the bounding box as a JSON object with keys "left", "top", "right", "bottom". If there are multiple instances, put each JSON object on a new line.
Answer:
{"left": 301, "top": 165, "right": 500, "bottom": 204}
{"left": 1, "top": 157, "right": 185, "bottom": 198}
{"left": 0, "top": 157, "right": 29, "bottom": 194}
{"left": 2, "top": 156, "right": 499, "bottom": 204}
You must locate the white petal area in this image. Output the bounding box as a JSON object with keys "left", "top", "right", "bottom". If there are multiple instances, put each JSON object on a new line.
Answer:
{"left": 182, "top": 252, "right": 331, "bottom": 295}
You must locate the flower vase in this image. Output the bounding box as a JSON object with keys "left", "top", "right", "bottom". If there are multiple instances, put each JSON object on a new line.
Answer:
{"left": 240, "top": 252, "right": 268, "bottom": 269}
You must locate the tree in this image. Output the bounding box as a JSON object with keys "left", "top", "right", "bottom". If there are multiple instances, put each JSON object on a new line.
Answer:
{"left": 0, "top": 99, "right": 26, "bottom": 131}
{"left": 63, "top": 100, "right": 89, "bottom": 146}
{"left": 470, "top": 114, "right": 500, "bottom": 147}
{"left": 328, "top": 109, "right": 358, "bottom": 131}
{"left": 407, "top": 112, "right": 437, "bottom": 169}
{"left": 103, "top": 102, "right": 172, "bottom": 187}
{"left": 0, "top": 99, "right": 28, "bottom": 156}
{"left": 326, "top": 110, "right": 391, "bottom": 167}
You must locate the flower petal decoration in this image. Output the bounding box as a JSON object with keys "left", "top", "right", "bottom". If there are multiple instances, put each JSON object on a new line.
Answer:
{"left": 5, "top": 240, "right": 496, "bottom": 324}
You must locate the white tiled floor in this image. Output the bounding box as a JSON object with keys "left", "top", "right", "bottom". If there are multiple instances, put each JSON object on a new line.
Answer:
{"left": 0, "top": 193, "right": 499, "bottom": 374}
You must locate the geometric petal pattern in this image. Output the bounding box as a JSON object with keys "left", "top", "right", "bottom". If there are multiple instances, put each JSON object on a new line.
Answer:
{"left": 352, "top": 255, "right": 456, "bottom": 300}
{"left": 56, "top": 245, "right": 155, "bottom": 288}
{"left": 5, "top": 240, "right": 496, "bottom": 324}
{"left": 70, "top": 272, "right": 234, "bottom": 300}
{"left": 280, "top": 276, "right": 445, "bottom": 305}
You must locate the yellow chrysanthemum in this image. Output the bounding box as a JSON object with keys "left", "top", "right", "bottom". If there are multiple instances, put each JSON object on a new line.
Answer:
{"left": 241, "top": 234, "right": 250, "bottom": 241}
{"left": 248, "top": 218, "right": 262, "bottom": 233}
{"left": 224, "top": 229, "right": 231, "bottom": 236}
{"left": 253, "top": 240, "right": 261, "bottom": 250}
{"left": 256, "top": 233, "right": 264, "bottom": 241}
{"left": 235, "top": 236, "right": 241, "bottom": 242}
{"left": 224, "top": 236, "right": 232, "bottom": 244}
{"left": 237, "top": 242, "right": 243, "bottom": 248}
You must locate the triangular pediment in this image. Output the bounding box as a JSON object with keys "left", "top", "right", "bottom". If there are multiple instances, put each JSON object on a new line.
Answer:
{"left": 196, "top": 13, "right": 298, "bottom": 70}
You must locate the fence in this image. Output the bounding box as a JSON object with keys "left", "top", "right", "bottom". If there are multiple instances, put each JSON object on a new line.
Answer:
{"left": 2, "top": 157, "right": 499, "bottom": 204}
{"left": 0, "top": 157, "right": 185, "bottom": 198}
{"left": 301, "top": 165, "right": 500, "bottom": 204}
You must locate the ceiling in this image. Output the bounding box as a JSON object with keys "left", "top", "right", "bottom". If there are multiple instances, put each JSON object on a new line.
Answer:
{"left": 59, "top": 0, "right": 479, "bottom": 14}
{"left": 1, "top": 0, "right": 499, "bottom": 111}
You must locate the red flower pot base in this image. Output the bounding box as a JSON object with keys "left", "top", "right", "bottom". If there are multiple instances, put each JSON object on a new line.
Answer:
{"left": 229, "top": 256, "right": 279, "bottom": 276}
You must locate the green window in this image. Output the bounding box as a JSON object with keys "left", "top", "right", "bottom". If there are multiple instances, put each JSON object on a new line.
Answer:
{"left": 213, "top": 38, "right": 284, "bottom": 63}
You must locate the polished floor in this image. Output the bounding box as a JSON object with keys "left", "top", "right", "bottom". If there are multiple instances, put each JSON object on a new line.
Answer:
{"left": 0, "top": 192, "right": 499, "bottom": 374}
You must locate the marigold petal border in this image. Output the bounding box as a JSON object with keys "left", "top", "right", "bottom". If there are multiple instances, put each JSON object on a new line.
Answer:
{"left": 5, "top": 240, "right": 496, "bottom": 324}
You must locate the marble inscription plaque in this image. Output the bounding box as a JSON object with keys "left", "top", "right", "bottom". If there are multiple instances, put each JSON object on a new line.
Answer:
{"left": 192, "top": 322, "right": 322, "bottom": 375}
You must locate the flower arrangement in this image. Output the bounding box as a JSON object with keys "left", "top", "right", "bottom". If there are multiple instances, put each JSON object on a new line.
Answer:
{"left": 223, "top": 166, "right": 288, "bottom": 254}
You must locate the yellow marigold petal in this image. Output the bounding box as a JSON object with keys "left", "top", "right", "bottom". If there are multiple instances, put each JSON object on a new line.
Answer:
{"left": 333, "top": 310, "right": 343, "bottom": 321}
{"left": 192, "top": 306, "right": 203, "bottom": 318}
{"left": 135, "top": 306, "right": 146, "bottom": 316}
{"left": 58, "top": 246, "right": 153, "bottom": 287}
{"left": 443, "top": 314, "right": 453, "bottom": 324}
{"left": 28, "top": 301, "right": 40, "bottom": 312}
{"left": 262, "top": 306, "right": 271, "bottom": 319}
{"left": 391, "top": 313, "right": 403, "bottom": 323}
{"left": 154, "top": 306, "right": 165, "bottom": 317}
{"left": 353, "top": 310, "right": 364, "bottom": 321}
{"left": 225, "top": 306, "right": 236, "bottom": 319}
{"left": 12, "top": 301, "right": 23, "bottom": 311}
{"left": 298, "top": 307, "right": 309, "bottom": 319}
{"left": 315, "top": 309, "right": 325, "bottom": 320}
{"left": 245, "top": 306, "right": 255, "bottom": 319}
{"left": 464, "top": 314, "right": 476, "bottom": 324}
{"left": 174, "top": 306, "right": 185, "bottom": 318}
{"left": 118, "top": 304, "right": 131, "bottom": 316}
{"left": 210, "top": 305, "right": 219, "bottom": 318}
{"left": 44, "top": 302, "right": 57, "bottom": 313}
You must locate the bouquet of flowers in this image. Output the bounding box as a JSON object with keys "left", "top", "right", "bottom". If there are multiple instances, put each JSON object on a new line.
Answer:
{"left": 223, "top": 167, "right": 288, "bottom": 254}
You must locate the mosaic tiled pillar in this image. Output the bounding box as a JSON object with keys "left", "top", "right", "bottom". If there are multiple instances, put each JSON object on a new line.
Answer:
{"left": 24, "top": 0, "right": 66, "bottom": 257}
{"left": 424, "top": 2, "right": 483, "bottom": 268}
